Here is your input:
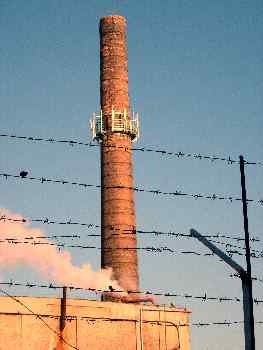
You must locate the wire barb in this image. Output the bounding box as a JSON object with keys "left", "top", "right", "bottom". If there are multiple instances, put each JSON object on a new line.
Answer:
{"left": 0, "top": 171, "right": 262, "bottom": 206}
{"left": 1, "top": 132, "right": 262, "bottom": 166}
{"left": 1, "top": 280, "right": 262, "bottom": 305}
{"left": 1, "top": 214, "right": 261, "bottom": 243}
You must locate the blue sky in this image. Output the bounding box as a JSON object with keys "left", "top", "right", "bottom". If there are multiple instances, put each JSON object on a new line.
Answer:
{"left": 0, "top": 1, "right": 262, "bottom": 349}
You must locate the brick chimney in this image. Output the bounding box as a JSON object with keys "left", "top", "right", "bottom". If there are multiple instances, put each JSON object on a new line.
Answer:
{"left": 91, "top": 15, "right": 140, "bottom": 299}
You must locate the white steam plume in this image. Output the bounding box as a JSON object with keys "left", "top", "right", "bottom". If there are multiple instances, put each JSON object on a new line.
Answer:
{"left": 0, "top": 208, "right": 122, "bottom": 293}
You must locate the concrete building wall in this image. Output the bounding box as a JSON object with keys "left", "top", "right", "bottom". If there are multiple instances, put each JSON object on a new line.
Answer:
{"left": 0, "top": 296, "right": 190, "bottom": 350}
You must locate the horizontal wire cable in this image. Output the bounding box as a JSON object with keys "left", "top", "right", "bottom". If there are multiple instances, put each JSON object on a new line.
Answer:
{"left": 1, "top": 280, "right": 262, "bottom": 305}
{"left": 0, "top": 287, "right": 79, "bottom": 349}
{"left": 0, "top": 234, "right": 95, "bottom": 240}
{"left": 0, "top": 215, "right": 100, "bottom": 228}
{"left": 0, "top": 301, "right": 261, "bottom": 329}
{"left": 0, "top": 237, "right": 262, "bottom": 259}
{"left": 206, "top": 238, "right": 263, "bottom": 255}
{"left": 61, "top": 315, "right": 263, "bottom": 328}
{"left": 1, "top": 132, "right": 262, "bottom": 341}
{"left": 0, "top": 214, "right": 261, "bottom": 243}
{"left": 188, "top": 320, "right": 263, "bottom": 327}
{"left": 1, "top": 233, "right": 261, "bottom": 256}
{"left": 1, "top": 234, "right": 81, "bottom": 240}
{"left": 1, "top": 131, "right": 262, "bottom": 166}
{"left": 1, "top": 171, "right": 263, "bottom": 206}
{"left": 230, "top": 273, "right": 263, "bottom": 283}
{"left": 1, "top": 231, "right": 261, "bottom": 254}
{"left": 0, "top": 238, "right": 221, "bottom": 256}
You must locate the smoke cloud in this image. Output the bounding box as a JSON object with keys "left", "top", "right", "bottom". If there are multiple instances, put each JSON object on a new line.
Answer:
{"left": 0, "top": 208, "right": 123, "bottom": 293}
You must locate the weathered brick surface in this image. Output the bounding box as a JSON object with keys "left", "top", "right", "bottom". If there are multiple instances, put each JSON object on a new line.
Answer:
{"left": 100, "top": 15, "right": 129, "bottom": 114}
{"left": 99, "top": 16, "right": 139, "bottom": 294}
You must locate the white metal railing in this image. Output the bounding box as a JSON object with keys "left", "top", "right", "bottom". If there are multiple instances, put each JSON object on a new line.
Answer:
{"left": 90, "top": 108, "right": 140, "bottom": 143}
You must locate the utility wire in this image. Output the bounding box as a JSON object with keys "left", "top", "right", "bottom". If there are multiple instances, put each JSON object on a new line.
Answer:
{"left": 1, "top": 280, "right": 262, "bottom": 305}
{"left": 1, "top": 132, "right": 262, "bottom": 166}
{"left": 1, "top": 171, "right": 263, "bottom": 206}
{"left": 0, "top": 287, "right": 79, "bottom": 350}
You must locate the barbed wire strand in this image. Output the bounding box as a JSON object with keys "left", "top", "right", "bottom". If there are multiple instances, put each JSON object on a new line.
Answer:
{"left": 205, "top": 238, "right": 263, "bottom": 255}
{"left": 1, "top": 232, "right": 262, "bottom": 254}
{"left": 0, "top": 302, "right": 261, "bottom": 329}
{"left": 1, "top": 132, "right": 262, "bottom": 167}
{"left": 1, "top": 171, "right": 263, "bottom": 206}
{"left": 65, "top": 316, "right": 263, "bottom": 328}
{"left": 0, "top": 214, "right": 261, "bottom": 243}
{"left": 1, "top": 237, "right": 262, "bottom": 259}
{"left": 230, "top": 273, "right": 263, "bottom": 283}
{"left": 1, "top": 280, "right": 262, "bottom": 305}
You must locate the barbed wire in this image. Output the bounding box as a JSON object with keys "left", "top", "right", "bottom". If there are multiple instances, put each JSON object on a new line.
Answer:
{"left": 1, "top": 280, "right": 262, "bottom": 305}
{"left": 230, "top": 273, "right": 263, "bottom": 283}
{"left": 0, "top": 234, "right": 81, "bottom": 240}
{"left": 1, "top": 232, "right": 262, "bottom": 256}
{"left": 200, "top": 233, "right": 260, "bottom": 243}
{"left": 0, "top": 237, "right": 262, "bottom": 259}
{"left": 70, "top": 317, "right": 263, "bottom": 327}
{"left": 0, "top": 214, "right": 261, "bottom": 243}
{"left": 0, "top": 298, "right": 261, "bottom": 329}
{"left": 1, "top": 230, "right": 261, "bottom": 254}
{"left": 0, "top": 287, "right": 79, "bottom": 349}
{"left": 189, "top": 320, "right": 263, "bottom": 327}
{"left": 1, "top": 132, "right": 262, "bottom": 166}
{"left": 0, "top": 238, "right": 220, "bottom": 256}
{"left": 1, "top": 171, "right": 263, "bottom": 206}
{"left": 1, "top": 281, "right": 262, "bottom": 340}
{"left": 207, "top": 238, "right": 263, "bottom": 255}
{"left": 0, "top": 215, "right": 100, "bottom": 229}
{"left": 60, "top": 315, "right": 263, "bottom": 328}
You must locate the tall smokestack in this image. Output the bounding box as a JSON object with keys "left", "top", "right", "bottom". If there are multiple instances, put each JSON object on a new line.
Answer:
{"left": 91, "top": 15, "right": 140, "bottom": 299}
